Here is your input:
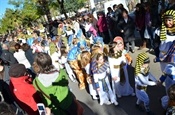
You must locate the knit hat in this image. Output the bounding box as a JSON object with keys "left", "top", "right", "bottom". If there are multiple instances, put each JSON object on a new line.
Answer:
{"left": 9, "top": 64, "right": 27, "bottom": 77}
{"left": 160, "top": 10, "right": 175, "bottom": 41}
{"left": 135, "top": 52, "right": 150, "bottom": 76}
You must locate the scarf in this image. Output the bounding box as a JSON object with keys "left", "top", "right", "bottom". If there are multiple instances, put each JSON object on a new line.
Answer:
{"left": 91, "top": 61, "right": 109, "bottom": 74}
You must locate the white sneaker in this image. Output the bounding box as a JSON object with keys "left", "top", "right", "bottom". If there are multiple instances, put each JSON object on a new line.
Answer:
{"left": 105, "top": 101, "right": 111, "bottom": 105}
{"left": 92, "top": 96, "right": 98, "bottom": 100}
{"left": 113, "top": 101, "right": 118, "bottom": 106}
{"left": 100, "top": 102, "right": 103, "bottom": 105}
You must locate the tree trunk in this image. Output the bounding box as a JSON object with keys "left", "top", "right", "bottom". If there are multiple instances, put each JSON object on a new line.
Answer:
{"left": 57, "top": 0, "right": 68, "bottom": 19}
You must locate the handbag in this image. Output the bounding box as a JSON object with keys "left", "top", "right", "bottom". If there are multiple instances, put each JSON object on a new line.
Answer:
{"left": 144, "top": 27, "right": 150, "bottom": 39}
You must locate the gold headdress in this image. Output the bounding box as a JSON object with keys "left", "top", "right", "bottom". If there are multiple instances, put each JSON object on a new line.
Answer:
{"left": 135, "top": 52, "right": 150, "bottom": 76}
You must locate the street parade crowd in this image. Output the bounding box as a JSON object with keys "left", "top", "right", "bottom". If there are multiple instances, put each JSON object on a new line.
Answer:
{"left": 0, "top": 1, "right": 175, "bottom": 115}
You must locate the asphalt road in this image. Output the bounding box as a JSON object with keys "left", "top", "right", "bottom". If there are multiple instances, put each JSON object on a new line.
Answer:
{"left": 69, "top": 47, "right": 166, "bottom": 115}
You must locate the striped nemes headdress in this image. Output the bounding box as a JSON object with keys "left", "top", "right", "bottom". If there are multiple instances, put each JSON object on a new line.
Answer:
{"left": 160, "top": 10, "right": 175, "bottom": 41}
{"left": 135, "top": 52, "right": 150, "bottom": 76}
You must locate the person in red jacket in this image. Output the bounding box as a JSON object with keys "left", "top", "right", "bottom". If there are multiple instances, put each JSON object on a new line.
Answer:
{"left": 9, "top": 64, "right": 42, "bottom": 115}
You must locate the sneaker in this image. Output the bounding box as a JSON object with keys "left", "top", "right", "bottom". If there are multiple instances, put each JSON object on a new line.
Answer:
{"left": 92, "top": 96, "right": 98, "bottom": 100}
{"left": 131, "top": 50, "right": 135, "bottom": 53}
{"left": 113, "top": 101, "right": 118, "bottom": 106}
{"left": 100, "top": 102, "right": 103, "bottom": 105}
{"left": 105, "top": 101, "right": 111, "bottom": 105}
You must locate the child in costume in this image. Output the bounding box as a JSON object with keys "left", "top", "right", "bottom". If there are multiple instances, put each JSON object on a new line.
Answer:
{"left": 135, "top": 52, "right": 158, "bottom": 115}
{"left": 80, "top": 51, "right": 98, "bottom": 100}
{"left": 91, "top": 53, "right": 118, "bottom": 106}
{"left": 58, "top": 46, "right": 77, "bottom": 83}
{"left": 67, "top": 40, "right": 89, "bottom": 90}
{"left": 154, "top": 10, "right": 175, "bottom": 72}
{"left": 159, "top": 63, "right": 175, "bottom": 109}
{"left": 113, "top": 36, "right": 132, "bottom": 65}
{"left": 108, "top": 39, "right": 134, "bottom": 98}
{"left": 165, "top": 84, "right": 175, "bottom": 115}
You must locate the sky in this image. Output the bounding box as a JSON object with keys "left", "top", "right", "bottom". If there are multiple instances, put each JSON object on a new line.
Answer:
{"left": 0, "top": 0, "right": 14, "bottom": 18}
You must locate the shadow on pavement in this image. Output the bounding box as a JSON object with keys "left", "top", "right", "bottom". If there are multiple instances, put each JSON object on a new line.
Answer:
{"left": 116, "top": 64, "right": 166, "bottom": 115}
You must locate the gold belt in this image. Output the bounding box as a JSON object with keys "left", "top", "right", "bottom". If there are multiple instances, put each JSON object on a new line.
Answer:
{"left": 113, "top": 63, "right": 126, "bottom": 69}
{"left": 137, "top": 85, "right": 147, "bottom": 90}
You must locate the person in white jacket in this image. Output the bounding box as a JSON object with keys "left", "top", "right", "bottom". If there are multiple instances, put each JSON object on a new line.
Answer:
{"left": 14, "top": 43, "right": 31, "bottom": 69}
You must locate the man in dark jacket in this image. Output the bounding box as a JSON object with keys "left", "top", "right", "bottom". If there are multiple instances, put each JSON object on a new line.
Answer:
{"left": 0, "top": 43, "right": 18, "bottom": 66}
{"left": 117, "top": 9, "right": 135, "bottom": 53}
{"left": 111, "top": 4, "right": 122, "bottom": 37}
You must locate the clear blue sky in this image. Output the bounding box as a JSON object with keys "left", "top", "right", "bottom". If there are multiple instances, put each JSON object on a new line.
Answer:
{"left": 0, "top": 0, "right": 14, "bottom": 18}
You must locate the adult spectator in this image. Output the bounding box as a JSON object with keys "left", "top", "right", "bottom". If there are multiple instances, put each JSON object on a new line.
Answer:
{"left": 22, "top": 43, "right": 35, "bottom": 66}
{"left": 0, "top": 43, "right": 18, "bottom": 66}
{"left": 117, "top": 9, "right": 135, "bottom": 53}
{"left": 97, "top": 12, "right": 110, "bottom": 44}
{"left": 33, "top": 52, "right": 84, "bottom": 115}
{"left": 14, "top": 43, "right": 31, "bottom": 69}
{"left": 9, "top": 64, "right": 42, "bottom": 115}
{"left": 106, "top": 7, "right": 115, "bottom": 39}
{"left": 135, "top": 3, "right": 146, "bottom": 50}
{"left": 111, "top": 4, "right": 122, "bottom": 37}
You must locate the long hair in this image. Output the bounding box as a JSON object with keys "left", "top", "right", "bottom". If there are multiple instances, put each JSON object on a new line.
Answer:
{"left": 33, "top": 52, "right": 54, "bottom": 74}
{"left": 91, "top": 45, "right": 101, "bottom": 59}
{"left": 80, "top": 51, "right": 91, "bottom": 68}
{"left": 108, "top": 42, "right": 117, "bottom": 57}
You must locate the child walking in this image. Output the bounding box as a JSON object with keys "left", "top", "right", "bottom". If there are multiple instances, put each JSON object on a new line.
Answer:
{"left": 135, "top": 52, "right": 158, "bottom": 115}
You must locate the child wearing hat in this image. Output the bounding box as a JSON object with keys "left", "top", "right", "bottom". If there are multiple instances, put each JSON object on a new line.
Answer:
{"left": 135, "top": 53, "right": 158, "bottom": 115}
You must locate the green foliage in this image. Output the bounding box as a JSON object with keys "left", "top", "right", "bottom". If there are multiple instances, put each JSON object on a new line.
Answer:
{"left": 0, "top": 0, "right": 87, "bottom": 34}
{"left": 64, "top": 0, "right": 85, "bottom": 12}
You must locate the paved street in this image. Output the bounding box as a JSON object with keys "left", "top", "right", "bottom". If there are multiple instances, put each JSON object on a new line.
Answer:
{"left": 69, "top": 46, "right": 166, "bottom": 115}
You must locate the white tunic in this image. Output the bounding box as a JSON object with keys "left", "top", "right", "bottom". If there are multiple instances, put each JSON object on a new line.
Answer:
{"left": 84, "top": 63, "right": 98, "bottom": 96}
{"left": 108, "top": 55, "right": 134, "bottom": 96}
{"left": 155, "top": 29, "right": 175, "bottom": 71}
{"left": 93, "top": 70, "right": 116, "bottom": 105}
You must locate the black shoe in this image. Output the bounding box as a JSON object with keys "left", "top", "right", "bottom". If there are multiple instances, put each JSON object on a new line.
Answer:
{"left": 131, "top": 50, "right": 135, "bottom": 53}
{"left": 135, "top": 104, "right": 145, "bottom": 111}
{"left": 146, "top": 111, "right": 154, "bottom": 115}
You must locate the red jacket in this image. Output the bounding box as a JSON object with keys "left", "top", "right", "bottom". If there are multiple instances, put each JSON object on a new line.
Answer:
{"left": 9, "top": 76, "right": 42, "bottom": 115}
